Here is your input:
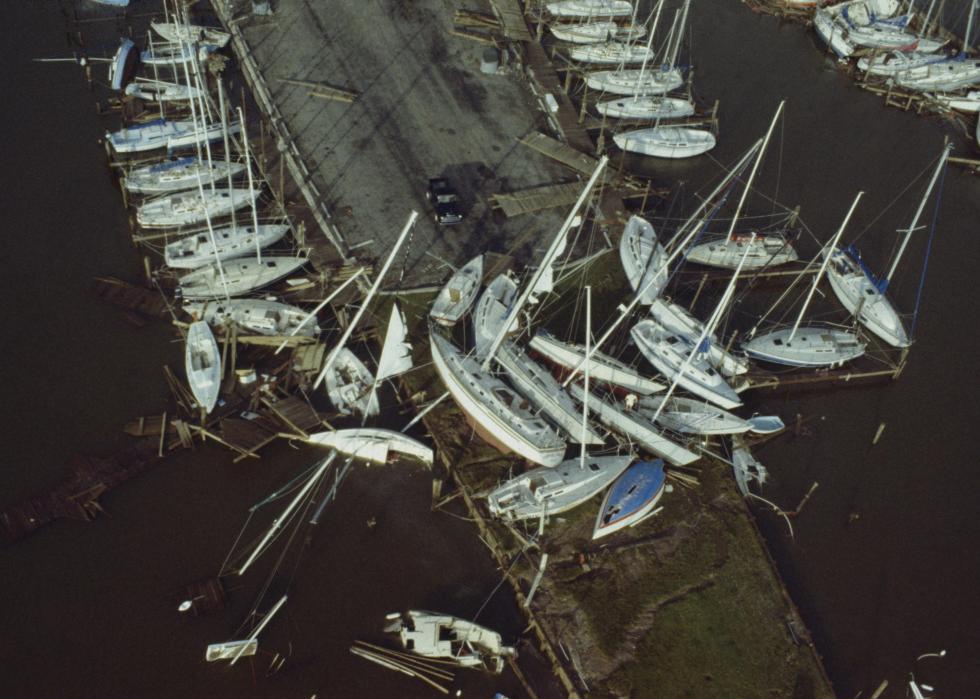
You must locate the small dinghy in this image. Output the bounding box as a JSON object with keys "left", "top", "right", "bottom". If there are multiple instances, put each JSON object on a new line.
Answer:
{"left": 685, "top": 232, "right": 798, "bottom": 270}
{"left": 108, "top": 38, "right": 138, "bottom": 91}
{"left": 530, "top": 330, "right": 665, "bottom": 395}
{"left": 164, "top": 223, "right": 289, "bottom": 268}
{"left": 429, "top": 254, "right": 483, "bottom": 326}
{"left": 744, "top": 326, "right": 866, "bottom": 368}
{"left": 430, "top": 331, "right": 566, "bottom": 467}
{"left": 648, "top": 298, "right": 749, "bottom": 377}
{"left": 184, "top": 320, "right": 221, "bottom": 413}
{"left": 597, "top": 95, "right": 695, "bottom": 120}
{"left": 619, "top": 214, "right": 668, "bottom": 304}
{"left": 179, "top": 255, "right": 308, "bottom": 299}
{"left": 472, "top": 274, "right": 519, "bottom": 360}
{"left": 137, "top": 188, "right": 259, "bottom": 229}
{"left": 323, "top": 348, "right": 380, "bottom": 417}
{"left": 747, "top": 414, "right": 785, "bottom": 435}
{"left": 547, "top": 0, "right": 633, "bottom": 18}
{"left": 384, "top": 611, "right": 516, "bottom": 674}
{"left": 586, "top": 67, "right": 684, "bottom": 96}
{"left": 731, "top": 438, "right": 767, "bottom": 497}
{"left": 497, "top": 343, "right": 604, "bottom": 444}
{"left": 124, "top": 79, "right": 203, "bottom": 103}
{"left": 592, "top": 459, "right": 667, "bottom": 539}
{"left": 487, "top": 455, "right": 633, "bottom": 520}
{"left": 636, "top": 396, "right": 750, "bottom": 435}
{"left": 123, "top": 157, "right": 245, "bottom": 195}
{"left": 305, "top": 428, "right": 433, "bottom": 465}
{"left": 569, "top": 384, "right": 699, "bottom": 466}
{"left": 570, "top": 41, "right": 655, "bottom": 65}
{"left": 150, "top": 20, "right": 231, "bottom": 48}
{"left": 614, "top": 126, "right": 716, "bottom": 159}
{"left": 183, "top": 298, "right": 317, "bottom": 337}
{"left": 631, "top": 320, "right": 742, "bottom": 410}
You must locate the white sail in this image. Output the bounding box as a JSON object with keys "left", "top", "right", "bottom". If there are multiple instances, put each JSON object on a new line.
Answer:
{"left": 376, "top": 303, "right": 413, "bottom": 381}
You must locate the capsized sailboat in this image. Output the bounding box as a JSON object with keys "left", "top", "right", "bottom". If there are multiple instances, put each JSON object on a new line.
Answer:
{"left": 305, "top": 429, "right": 433, "bottom": 465}
{"left": 619, "top": 214, "right": 668, "bottom": 304}
{"left": 429, "top": 254, "right": 483, "bottom": 326}
{"left": 184, "top": 320, "right": 221, "bottom": 414}
{"left": 384, "top": 611, "right": 516, "bottom": 674}
{"left": 487, "top": 455, "right": 632, "bottom": 520}
{"left": 530, "top": 330, "right": 665, "bottom": 395}
{"left": 648, "top": 297, "right": 749, "bottom": 377}
{"left": 636, "top": 395, "right": 749, "bottom": 435}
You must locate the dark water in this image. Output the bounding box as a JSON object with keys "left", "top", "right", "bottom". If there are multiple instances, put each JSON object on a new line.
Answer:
{"left": 2, "top": 1, "right": 979, "bottom": 698}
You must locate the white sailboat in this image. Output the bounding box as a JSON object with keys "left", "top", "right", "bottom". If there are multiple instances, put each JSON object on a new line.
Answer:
{"left": 184, "top": 320, "right": 221, "bottom": 413}
{"left": 598, "top": 95, "right": 694, "bottom": 120}
{"left": 815, "top": 0, "right": 943, "bottom": 58}
{"left": 636, "top": 395, "right": 749, "bottom": 435}
{"left": 179, "top": 255, "right": 309, "bottom": 299}
{"left": 164, "top": 223, "right": 289, "bottom": 269}
{"left": 123, "top": 156, "right": 245, "bottom": 196}
{"left": 632, "top": 320, "right": 742, "bottom": 409}
{"left": 620, "top": 214, "right": 668, "bottom": 305}
{"left": 857, "top": 50, "right": 948, "bottom": 78}
{"left": 547, "top": 0, "right": 633, "bottom": 18}
{"left": 586, "top": 66, "right": 684, "bottom": 95}
{"left": 183, "top": 298, "right": 318, "bottom": 337}
{"left": 570, "top": 41, "right": 656, "bottom": 65}
{"left": 892, "top": 0, "right": 979, "bottom": 93}
{"left": 150, "top": 20, "right": 231, "bottom": 47}
{"left": 486, "top": 455, "right": 632, "bottom": 520}
{"left": 430, "top": 332, "right": 566, "bottom": 467}
{"left": 141, "top": 41, "right": 216, "bottom": 68}
{"left": 137, "top": 187, "right": 260, "bottom": 229}
{"left": 106, "top": 118, "right": 241, "bottom": 154}
{"left": 745, "top": 192, "right": 868, "bottom": 368}
{"left": 614, "top": 126, "right": 715, "bottom": 159}
{"left": 825, "top": 144, "right": 951, "bottom": 348}
{"left": 550, "top": 20, "right": 645, "bottom": 44}
{"left": 530, "top": 331, "right": 665, "bottom": 394}
{"left": 648, "top": 297, "right": 749, "bottom": 377}
{"left": 497, "top": 342, "right": 604, "bottom": 444}
{"left": 472, "top": 273, "right": 519, "bottom": 360}
{"left": 429, "top": 254, "right": 483, "bottom": 326}
{"left": 323, "top": 348, "right": 381, "bottom": 417}
{"left": 124, "top": 78, "right": 203, "bottom": 103}
{"left": 384, "top": 611, "right": 516, "bottom": 674}
{"left": 569, "top": 384, "right": 699, "bottom": 465}
{"left": 929, "top": 89, "right": 980, "bottom": 112}
{"left": 305, "top": 429, "right": 433, "bottom": 465}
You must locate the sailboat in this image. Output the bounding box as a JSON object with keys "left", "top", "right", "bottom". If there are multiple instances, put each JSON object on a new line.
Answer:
{"left": 141, "top": 41, "right": 216, "bottom": 68}
{"left": 150, "top": 20, "right": 231, "bottom": 48}
{"left": 429, "top": 254, "right": 483, "bottom": 326}
{"left": 592, "top": 459, "right": 667, "bottom": 539}
{"left": 486, "top": 455, "right": 632, "bottom": 520}
{"left": 648, "top": 297, "right": 749, "bottom": 377}
{"left": 569, "top": 383, "right": 699, "bottom": 465}
{"left": 473, "top": 274, "right": 519, "bottom": 360}
{"left": 124, "top": 79, "right": 204, "bottom": 104}
{"left": 825, "top": 144, "right": 951, "bottom": 348}
{"left": 530, "top": 331, "right": 665, "bottom": 394}
{"left": 619, "top": 215, "right": 669, "bottom": 304}
{"left": 497, "top": 342, "right": 604, "bottom": 444}
{"left": 183, "top": 298, "right": 318, "bottom": 337}
{"left": 136, "top": 187, "right": 260, "bottom": 229}
{"left": 550, "top": 19, "right": 645, "bottom": 44}
{"left": 109, "top": 38, "right": 138, "bottom": 91}
{"left": 547, "top": 0, "right": 633, "bottom": 18}
{"left": 815, "top": 0, "right": 944, "bottom": 58}
{"left": 635, "top": 395, "right": 749, "bottom": 435}
{"left": 106, "top": 118, "right": 241, "bottom": 154}
{"left": 430, "top": 332, "right": 566, "bottom": 467}
{"left": 744, "top": 192, "right": 868, "bottom": 368}
{"left": 184, "top": 320, "right": 221, "bottom": 414}
{"left": 123, "top": 156, "right": 245, "bottom": 196}
{"left": 570, "top": 41, "right": 655, "bottom": 65}
{"left": 323, "top": 348, "right": 381, "bottom": 417}
{"left": 384, "top": 611, "right": 516, "bottom": 674}
{"left": 179, "top": 255, "right": 309, "bottom": 299}
{"left": 894, "top": 1, "right": 980, "bottom": 92}
{"left": 305, "top": 429, "right": 433, "bottom": 465}
{"left": 164, "top": 223, "right": 289, "bottom": 268}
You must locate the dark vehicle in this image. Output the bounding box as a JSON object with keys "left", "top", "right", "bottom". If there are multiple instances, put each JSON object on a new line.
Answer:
{"left": 426, "top": 177, "right": 464, "bottom": 225}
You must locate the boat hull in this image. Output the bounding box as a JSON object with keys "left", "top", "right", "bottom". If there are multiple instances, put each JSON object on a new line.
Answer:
{"left": 744, "top": 326, "right": 866, "bottom": 367}
{"left": 593, "top": 459, "right": 666, "bottom": 539}
{"left": 614, "top": 127, "right": 716, "bottom": 159}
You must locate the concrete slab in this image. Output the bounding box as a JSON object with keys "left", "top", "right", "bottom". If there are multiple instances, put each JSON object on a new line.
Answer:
{"left": 237, "top": 0, "right": 575, "bottom": 287}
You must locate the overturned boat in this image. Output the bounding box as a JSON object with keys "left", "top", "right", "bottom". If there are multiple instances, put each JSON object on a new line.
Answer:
{"left": 305, "top": 429, "right": 433, "bottom": 465}
{"left": 593, "top": 459, "right": 667, "bottom": 539}
{"left": 530, "top": 330, "right": 665, "bottom": 395}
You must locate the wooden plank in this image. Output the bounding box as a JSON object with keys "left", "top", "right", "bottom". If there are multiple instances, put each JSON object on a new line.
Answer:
{"left": 488, "top": 0, "right": 532, "bottom": 41}
{"left": 491, "top": 181, "right": 583, "bottom": 217}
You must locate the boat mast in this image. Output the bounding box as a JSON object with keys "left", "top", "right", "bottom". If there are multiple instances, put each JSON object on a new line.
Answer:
{"left": 218, "top": 80, "right": 238, "bottom": 235}
{"left": 560, "top": 141, "right": 763, "bottom": 388}
{"left": 961, "top": 0, "right": 976, "bottom": 58}
{"left": 313, "top": 212, "right": 418, "bottom": 389}
{"left": 580, "top": 285, "right": 591, "bottom": 467}
{"left": 273, "top": 268, "right": 366, "bottom": 354}
{"left": 882, "top": 143, "right": 951, "bottom": 288}
{"left": 236, "top": 105, "right": 264, "bottom": 262}
{"left": 479, "top": 156, "right": 609, "bottom": 371}
{"left": 649, "top": 235, "right": 756, "bottom": 426}
{"left": 788, "top": 191, "right": 863, "bottom": 342}
{"left": 666, "top": 0, "right": 690, "bottom": 70}
{"left": 237, "top": 451, "right": 337, "bottom": 575}
{"left": 723, "top": 100, "right": 784, "bottom": 241}
{"left": 631, "top": 0, "right": 664, "bottom": 102}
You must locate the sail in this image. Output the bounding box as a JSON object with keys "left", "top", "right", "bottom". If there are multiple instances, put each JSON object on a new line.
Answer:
{"left": 376, "top": 303, "right": 413, "bottom": 381}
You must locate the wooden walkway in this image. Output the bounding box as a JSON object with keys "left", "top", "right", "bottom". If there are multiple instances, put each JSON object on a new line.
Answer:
{"left": 488, "top": 0, "right": 532, "bottom": 41}
{"left": 523, "top": 41, "right": 595, "bottom": 154}
{"left": 490, "top": 181, "right": 583, "bottom": 217}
